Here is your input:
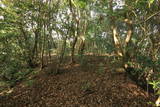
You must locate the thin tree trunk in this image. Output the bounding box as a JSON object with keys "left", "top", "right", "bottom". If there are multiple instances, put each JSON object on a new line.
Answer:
{"left": 41, "top": 22, "right": 46, "bottom": 69}
{"left": 68, "top": 0, "right": 79, "bottom": 64}
{"left": 71, "top": 36, "right": 78, "bottom": 63}
{"left": 78, "top": 36, "right": 85, "bottom": 56}
{"left": 109, "top": 0, "right": 123, "bottom": 58}
{"left": 32, "top": 30, "right": 39, "bottom": 63}
{"left": 78, "top": 13, "right": 87, "bottom": 56}
{"left": 112, "top": 26, "right": 123, "bottom": 57}
{"left": 123, "top": 19, "right": 133, "bottom": 64}
{"left": 47, "top": 39, "right": 52, "bottom": 62}
{"left": 20, "top": 26, "right": 35, "bottom": 67}
{"left": 56, "top": 37, "right": 67, "bottom": 73}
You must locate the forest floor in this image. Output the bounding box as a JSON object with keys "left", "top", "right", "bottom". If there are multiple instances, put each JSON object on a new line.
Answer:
{"left": 0, "top": 55, "right": 157, "bottom": 107}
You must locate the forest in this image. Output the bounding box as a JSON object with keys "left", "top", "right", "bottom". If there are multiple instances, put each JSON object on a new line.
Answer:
{"left": 0, "top": 0, "right": 160, "bottom": 106}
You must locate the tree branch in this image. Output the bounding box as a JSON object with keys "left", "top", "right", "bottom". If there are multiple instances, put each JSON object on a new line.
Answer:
{"left": 136, "top": 10, "right": 160, "bottom": 25}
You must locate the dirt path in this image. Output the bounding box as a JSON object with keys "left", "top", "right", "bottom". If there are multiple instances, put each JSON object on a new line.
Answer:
{"left": 0, "top": 56, "right": 156, "bottom": 107}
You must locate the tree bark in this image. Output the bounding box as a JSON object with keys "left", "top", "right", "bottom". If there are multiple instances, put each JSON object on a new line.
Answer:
{"left": 109, "top": 0, "right": 123, "bottom": 57}
{"left": 71, "top": 36, "right": 78, "bottom": 63}
{"left": 123, "top": 19, "right": 133, "bottom": 64}
{"left": 78, "top": 37, "right": 85, "bottom": 56}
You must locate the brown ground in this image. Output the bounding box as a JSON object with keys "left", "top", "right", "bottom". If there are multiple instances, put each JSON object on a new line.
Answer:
{"left": 0, "top": 56, "right": 156, "bottom": 107}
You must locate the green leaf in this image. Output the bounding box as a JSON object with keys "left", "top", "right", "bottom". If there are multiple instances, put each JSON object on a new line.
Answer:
{"left": 149, "top": 0, "right": 154, "bottom": 4}
{"left": 148, "top": 0, "right": 155, "bottom": 8}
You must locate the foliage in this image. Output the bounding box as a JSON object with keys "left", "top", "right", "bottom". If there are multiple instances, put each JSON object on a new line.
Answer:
{"left": 0, "top": 0, "right": 160, "bottom": 102}
{"left": 25, "top": 79, "right": 35, "bottom": 87}
{"left": 96, "top": 63, "right": 105, "bottom": 75}
{"left": 149, "top": 80, "right": 160, "bottom": 94}
{"left": 81, "top": 81, "right": 92, "bottom": 91}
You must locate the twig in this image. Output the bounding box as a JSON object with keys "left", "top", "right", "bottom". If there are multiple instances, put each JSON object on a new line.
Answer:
{"left": 136, "top": 11, "right": 160, "bottom": 25}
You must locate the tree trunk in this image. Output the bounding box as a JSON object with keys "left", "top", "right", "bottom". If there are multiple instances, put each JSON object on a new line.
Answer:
{"left": 40, "top": 22, "right": 46, "bottom": 69}
{"left": 32, "top": 30, "right": 39, "bottom": 63}
{"left": 78, "top": 37, "right": 85, "bottom": 56}
{"left": 123, "top": 19, "right": 133, "bottom": 65}
{"left": 20, "top": 26, "right": 35, "bottom": 67}
{"left": 109, "top": 0, "right": 123, "bottom": 58}
{"left": 112, "top": 26, "right": 123, "bottom": 57}
{"left": 71, "top": 36, "right": 78, "bottom": 63}
{"left": 56, "top": 37, "right": 67, "bottom": 73}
